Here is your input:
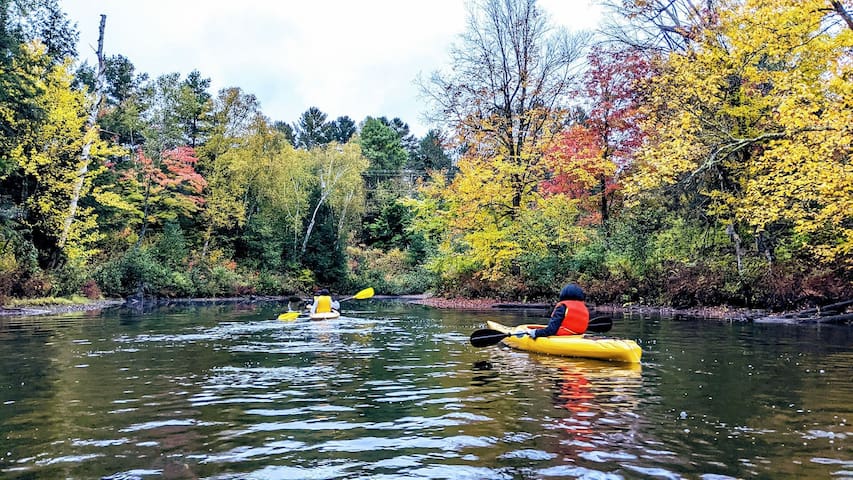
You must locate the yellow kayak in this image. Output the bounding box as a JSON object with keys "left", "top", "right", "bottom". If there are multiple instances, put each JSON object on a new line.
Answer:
{"left": 486, "top": 321, "right": 642, "bottom": 363}
{"left": 309, "top": 310, "right": 341, "bottom": 320}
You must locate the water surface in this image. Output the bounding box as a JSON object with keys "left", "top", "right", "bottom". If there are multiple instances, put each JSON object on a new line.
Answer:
{"left": 0, "top": 301, "right": 850, "bottom": 479}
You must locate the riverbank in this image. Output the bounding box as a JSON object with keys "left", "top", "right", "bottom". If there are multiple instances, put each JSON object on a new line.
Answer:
{"left": 411, "top": 296, "right": 769, "bottom": 321}
{"left": 0, "top": 295, "right": 783, "bottom": 321}
{"left": 0, "top": 295, "right": 299, "bottom": 317}
{"left": 0, "top": 299, "right": 126, "bottom": 317}
{"left": 2, "top": 294, "right": 849, "bottom": 325}
{"left": 413, "top": 296, "right": 853, "bottom": 325}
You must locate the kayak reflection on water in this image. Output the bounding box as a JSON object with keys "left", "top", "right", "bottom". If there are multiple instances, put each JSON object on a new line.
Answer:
{"left": 536, "top": 356, "right": 644, "bottom": 459}
{"left": 554, "top": 365, "right": 595, "bottom": 440}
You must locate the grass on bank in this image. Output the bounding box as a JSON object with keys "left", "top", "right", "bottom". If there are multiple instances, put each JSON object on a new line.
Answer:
{"left": 3, "top": 296, "right": 92, "bottom": 308}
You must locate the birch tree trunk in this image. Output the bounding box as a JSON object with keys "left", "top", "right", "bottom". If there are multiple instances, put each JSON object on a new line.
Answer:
{"left": 301, "top": 180, "right": 329, "bottom": 256}
{"left": 337, "top": 189, "right": 355, "bottom": 239}
{"left": 58, "top": 14, "right": 106, "bottom": 249}
{"left": 726, "top": 222, "right": 744, "bottom": 275}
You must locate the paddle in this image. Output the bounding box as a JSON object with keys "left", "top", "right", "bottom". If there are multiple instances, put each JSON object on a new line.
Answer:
{"left": 469, "top": 316, "right": 613, "bottom": 348}
{"left": 277, "top": 311, "right": 301, "bottom": 321}
{"left": 277, "top": 287, "right": 375, "bottom": 320}
{"left": 339, "top": 287, "right": 375, "bottom": 302}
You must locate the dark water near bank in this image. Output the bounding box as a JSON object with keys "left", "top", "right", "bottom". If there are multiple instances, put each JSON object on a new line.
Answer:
{"left": 0, "top": 301, "right": 850, "bottom": 479}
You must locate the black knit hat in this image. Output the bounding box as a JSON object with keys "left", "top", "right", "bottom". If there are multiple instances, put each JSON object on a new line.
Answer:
{"left": 559, "top": 284, "right": 585, "bottom": 301}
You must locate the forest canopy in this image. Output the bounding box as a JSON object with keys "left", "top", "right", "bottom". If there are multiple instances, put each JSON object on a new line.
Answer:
{"left": 1, "top": 0, "right": 850, "bottom": 310}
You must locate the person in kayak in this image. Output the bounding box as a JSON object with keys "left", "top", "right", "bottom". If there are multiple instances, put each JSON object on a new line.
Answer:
{"left": 308, "top": 289, "right": 340, "bottom": 315}
{"left": 529, "top": 283, "right": 589, "bottom": 338}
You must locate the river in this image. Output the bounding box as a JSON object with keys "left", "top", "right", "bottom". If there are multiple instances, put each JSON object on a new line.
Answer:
{"left": 0, "top": 301, "right": 850, "bottom": 479}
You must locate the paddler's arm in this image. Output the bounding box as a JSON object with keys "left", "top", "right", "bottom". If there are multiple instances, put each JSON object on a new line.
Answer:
{"left": 531, "top": 304, "right": 566, "bottom": 338}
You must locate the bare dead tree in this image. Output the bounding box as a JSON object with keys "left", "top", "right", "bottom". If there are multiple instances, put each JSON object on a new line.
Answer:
{"left": 599, "top": 0, "right": 720, "bottom": 53}
{"left": 420, "top": 0, "right": 589, "bottom": 214}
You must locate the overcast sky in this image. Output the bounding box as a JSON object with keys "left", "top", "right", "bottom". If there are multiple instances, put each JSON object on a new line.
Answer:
{"left": 60, "top": 0, "right": 602, "bottom": 137}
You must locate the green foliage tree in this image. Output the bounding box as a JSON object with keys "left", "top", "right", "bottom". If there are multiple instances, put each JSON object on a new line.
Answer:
{"left": 75, "top": 54, "right": 149, "bottom": 149}
{"left": 358, "top": 117, "right": 416, "bottom": 251}
{"left": 410, "top": 129, "right": 452, "bottom": 174}
{"left": 301, "top": 193, "right": 346, "bottom": 286}
{"left": 360, "top": 116, "right": 407, "bottom": 173}
{"left": 196, "top": 87, "right": 261, "bottom": 261}
{"left": 0, "top": 0, "right": 77, "bottom": 65}
{"left": 301, "top": 141, "right": 368, "bottom": 256}
{"left": 20, "top": 0, "right": 77, "bottom": 63}
{"left": 153, "top": 221, "right": 188, "bottom": 270}
{"left": 224, "top": 117, "right": 323, "bottom": 273}
{"left": 273, "top": 120, "right": 295, "bottom": 145}
{"left": 294, "top": 106, "right": 330, "bottom": 149}
{"left": 382, "top": 116, "right": 419, "bottom": 161}
{"left": 178, "top": 69, "right": 212, "bottom": 148}
{"left": 138, "top": 72, "right": 187, "bottom": 154}
{"left": 76, "top": 60, "right": 142, "bottom": 264}
{"left": 327, "top": 115, "right": 356, "bottom": 143}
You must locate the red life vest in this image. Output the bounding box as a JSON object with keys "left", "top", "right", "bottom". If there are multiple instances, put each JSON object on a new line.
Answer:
{"left": 553, "top": 300, "right": 589, "bottom": 335}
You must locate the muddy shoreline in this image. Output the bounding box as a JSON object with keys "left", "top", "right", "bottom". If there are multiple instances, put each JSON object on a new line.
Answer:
{"left": 409, "top": 296, "right": 768, "bottom": 321}
{"left": 0, "top": 295, "right": 771, "bottom": 321}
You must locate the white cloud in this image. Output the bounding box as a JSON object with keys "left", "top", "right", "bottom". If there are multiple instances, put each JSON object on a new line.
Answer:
{"left": 539, "top": 0, "right": 603, "bottom": 31}
{"left": 62, "top": 0, "right": 600, "bottom": 137}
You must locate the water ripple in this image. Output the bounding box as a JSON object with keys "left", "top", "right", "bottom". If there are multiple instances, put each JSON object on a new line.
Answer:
{"left": 206, "top": 462, "right": 364, "bottom": 480}
{"left": 191, "top": 440, "right": 306, "bottom": 463}
{"left": 317, "top": 434, "right": 496, "bottom": 453}
{"left": 3, "top": 307, "right": 851, "bottom": 479}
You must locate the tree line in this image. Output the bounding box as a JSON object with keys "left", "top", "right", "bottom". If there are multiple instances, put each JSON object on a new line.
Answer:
{"left": 1, "top": 0, "right": 850, "bottom": 311}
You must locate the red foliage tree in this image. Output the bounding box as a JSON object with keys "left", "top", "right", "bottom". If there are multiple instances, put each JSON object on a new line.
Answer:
{"left": 121, "top": 146, "right": 207, "bottom": 244}
{"left": 543, "top": 46, "right": 651, "bottom": 230}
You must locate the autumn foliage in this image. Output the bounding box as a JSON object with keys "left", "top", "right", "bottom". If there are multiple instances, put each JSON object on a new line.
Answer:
{"left": 542, "top": 46, "right": 651, "bottom": 227}
{"left": 1, "top": 0, "right": 850, "bottom": 309}
{"left": 407, "top": 0, "right": 851, "bottom": 307}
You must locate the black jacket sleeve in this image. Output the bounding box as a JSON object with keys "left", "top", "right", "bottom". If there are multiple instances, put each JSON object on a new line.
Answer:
{"left": 534, "top": 304, "right": 566, "bottom": 337}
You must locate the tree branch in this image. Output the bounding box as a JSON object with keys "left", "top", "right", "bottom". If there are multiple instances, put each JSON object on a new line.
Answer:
{"left": 830, "top": 0, "right": 853, "bottom": 31}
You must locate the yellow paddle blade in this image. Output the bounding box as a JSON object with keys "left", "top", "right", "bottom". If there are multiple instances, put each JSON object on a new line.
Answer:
{"left": 352, "top": 287, "right": 374, "bottom": 300}
{"left": 277, "top": 311, "right": 300, "bottom": 321}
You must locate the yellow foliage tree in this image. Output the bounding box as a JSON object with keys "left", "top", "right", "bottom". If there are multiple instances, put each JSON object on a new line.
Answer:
{"left": 412, "top": 0, "right": 590, "bottom": 290}
{"left": 629, "top": 0, "right": 852, "bottom": 268}
{"left": 197, "top": 88, "right": 262, "bottom": 261}
{"left": 407, "top": 153, "right": 589, "bottom": 289}
{"left": 10, "top": 45, "right": 118, "bottom": 264}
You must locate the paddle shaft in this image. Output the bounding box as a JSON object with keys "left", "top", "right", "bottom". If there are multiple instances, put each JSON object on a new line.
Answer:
{"left": 332, "top": 287, "right": 375, "bottom": 303}
{"left": 469, "top": 316, "right": 613, "bottom": 348}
